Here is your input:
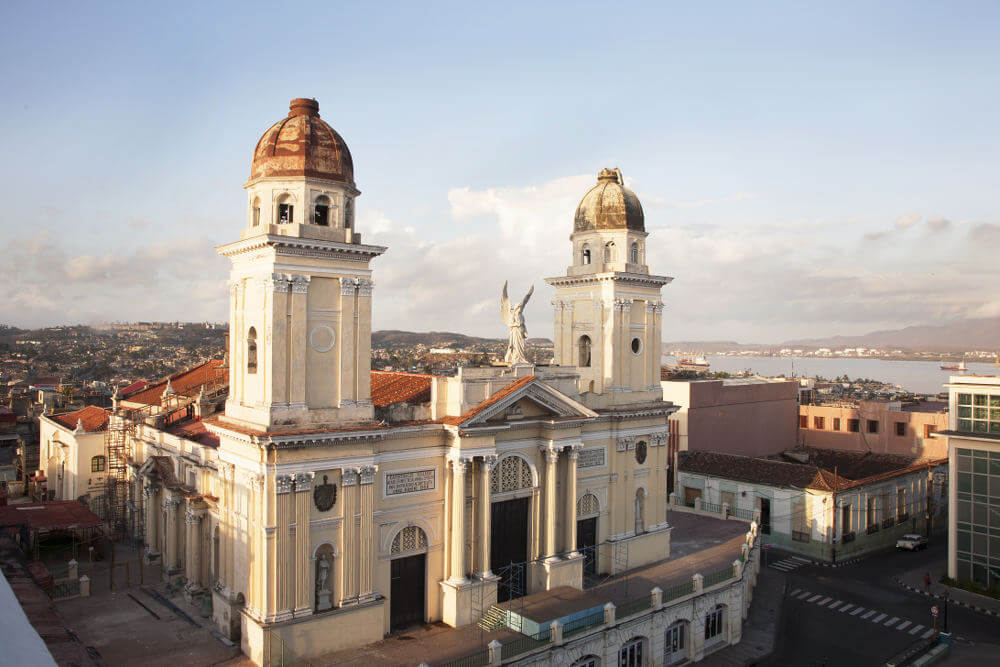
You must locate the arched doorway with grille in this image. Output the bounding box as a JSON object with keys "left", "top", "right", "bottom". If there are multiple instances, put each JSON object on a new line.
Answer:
{"left": 389, "top": 525, "right": 428, "bottom": 632}
{"left": 576, "top": 492, "right": 601, "bottom": 578}
{"left": 490, "top": 454, "right": 536, "bottom": 602}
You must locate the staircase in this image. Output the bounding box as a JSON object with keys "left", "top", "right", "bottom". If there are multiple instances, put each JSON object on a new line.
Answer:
{"left": 478, "top": 605, "right": 508, "bottom": 632}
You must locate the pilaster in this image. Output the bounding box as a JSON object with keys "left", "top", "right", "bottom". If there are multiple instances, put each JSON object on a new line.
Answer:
{"left": 340, "top": 468, "right": 359, "bottom": 603}
{"left": 358, "top": 465, "right": 377, "bottom": 601}
{"left": 339, "top": 279, "right": 357, "bottom": 406}
{"left": 477, "top": 456, "right": 496, "bottom": 576}
{"left": 293, "top": 472, "right": 314, "bottom": 616}
{"left": 542, "top": 446, "right": 559, "bottom": 562}
{"left": 448, "top": 457, "right": 470, "bottom": 583}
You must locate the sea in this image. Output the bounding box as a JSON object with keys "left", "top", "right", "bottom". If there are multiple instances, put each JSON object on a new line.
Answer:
{"left": 662, "top": 355, "right": 1000, "bottom": 395}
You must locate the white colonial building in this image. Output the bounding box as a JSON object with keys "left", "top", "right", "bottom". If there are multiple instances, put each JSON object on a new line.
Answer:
{"left": 95, "top": 98, "right": 698, "bottom": 663}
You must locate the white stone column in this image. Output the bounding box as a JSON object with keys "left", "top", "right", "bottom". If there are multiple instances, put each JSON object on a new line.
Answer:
{"left": 144, "top": 483, "right": 160, "bottom": 558}
{"left": 289, "top": 275, "right": 310, "bottom": 408}
{"left": 338, "top": 279, "right": 357, "bottom": 406}
{"left": 478, "top": 456, "right": 495, "bottom": 577}
{"left": 163, "top": 494, "right": 181, "bottom": 574}
{"left": 184, "top": 504, "right": 205, "bottom": 590}
{"left": 564, "top": 447, "right": 579, "bottom": 556}
{"left": 449, "top": 458, "right": 469, "bottom": 583}
{"left": 275, "top": 474, "right": 294, "bottom": 617}
{"left": 543, "top": 447, "right": 559, "bottom": 562}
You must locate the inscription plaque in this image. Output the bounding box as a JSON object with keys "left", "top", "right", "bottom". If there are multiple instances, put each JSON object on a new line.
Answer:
{"left": 385, "top": 469, "right": 436, "bottom": 496}
{"left": 577, "top": 447, "right": 606, "bottom": 469}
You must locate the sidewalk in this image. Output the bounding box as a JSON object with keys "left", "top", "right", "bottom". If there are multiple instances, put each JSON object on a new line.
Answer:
{"left": 897, "top": 560, "right": 1000, "bottom": 618}
{"left": 699, "top": 567, "right": 785, "bottom": 666}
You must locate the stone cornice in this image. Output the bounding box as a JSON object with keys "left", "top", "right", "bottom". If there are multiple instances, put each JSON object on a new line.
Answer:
{"left": 544, "top": 271, "right": 673, "bottom": 289}
{"left": 216, "top": 235, "right": 387, "bottom": 261}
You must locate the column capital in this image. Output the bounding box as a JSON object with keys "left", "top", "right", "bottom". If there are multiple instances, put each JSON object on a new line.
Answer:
{"left": 294, "top": 472, "right": 315, "bottom": 492}
{"left": 539, "top": 445, "right": 560, "bottom": 464}
{"left": 447, "top": 455, "right": 472, "bottom": 473}
{"left": 267, "top": 273, "right": 292, "bottom": 292}
{"left": 276, "top": 474, "right": 294, "bottom": 494}
{"left": 184, "top": 507, "right": 206, "bottom": 524}
{"left": 359, "top": 465, "right": 377, "bottom": 485}
{"left": 289, "top": 274, "right": 311, "bottom": 294}
{"left": 163, "top": 496, "right": 182, "bottom": 510}
{"left": 340, "top": 278, "right": 357, "bottom": 296}
{"left": 356, "top": 278, "right": 374, "bottom": 297}
{"left": 480, "top": 454, "right": 498, "bottom": 469}
{"left": 565, "top": 445, "right": 581, "bottom": 460}
{"left": 342, "top": 468, "right": 360, "bottom": 487}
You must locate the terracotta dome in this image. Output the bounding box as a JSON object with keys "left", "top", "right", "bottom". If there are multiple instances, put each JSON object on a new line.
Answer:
{"left": 250, "top": 98, "right": 355, "bottom": 186}
{"left": 573, "top": 168, "right": 644, "bottom": 232}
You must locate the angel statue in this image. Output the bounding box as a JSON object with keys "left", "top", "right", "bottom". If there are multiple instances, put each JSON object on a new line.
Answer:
{"left": 501, "top": 281, "right": 534, "bottom": 365}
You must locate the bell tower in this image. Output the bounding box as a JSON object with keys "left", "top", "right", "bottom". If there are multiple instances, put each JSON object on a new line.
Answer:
{"left": 217, "top": 98, "right": 386, "bottom": 430}
{"left": 546, "top": 168, "right": 671, "bottom": 401}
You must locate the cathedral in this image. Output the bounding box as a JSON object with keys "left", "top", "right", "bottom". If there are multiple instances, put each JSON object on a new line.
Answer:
{"left": 121, "top": 98, "right": 681, "bottom": 662}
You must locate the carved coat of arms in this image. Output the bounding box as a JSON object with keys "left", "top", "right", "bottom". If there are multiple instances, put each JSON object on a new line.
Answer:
{"left": 313, "top": 474, "right": 337, "bottom": 512}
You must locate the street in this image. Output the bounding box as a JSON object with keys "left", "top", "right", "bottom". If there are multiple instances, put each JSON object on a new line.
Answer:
{"left": 759, "top": 542, "right": 1000, "bottom": 666}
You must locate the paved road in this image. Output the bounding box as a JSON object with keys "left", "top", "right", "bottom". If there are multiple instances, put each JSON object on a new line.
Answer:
{"left": 759, "top": 542, "right": 1000, "bottom": 666}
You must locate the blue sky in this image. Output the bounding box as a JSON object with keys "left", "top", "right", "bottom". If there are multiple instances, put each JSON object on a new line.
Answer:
{"left": 2, "top": 1, "right": 998, "bottom": 342}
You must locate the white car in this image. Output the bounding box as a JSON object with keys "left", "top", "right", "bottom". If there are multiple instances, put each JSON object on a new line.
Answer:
{"left": 896, "top": 534, "right": 928, "bottom": 551}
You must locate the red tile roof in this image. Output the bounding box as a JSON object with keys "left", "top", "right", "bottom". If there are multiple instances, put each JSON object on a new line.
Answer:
{"left": 679, "top": 450, "right": 850, "bottom": 491}
{"left": 119, "top": 380, "right": 150, "bottom": 397}
{"left": 371, "top": 371, "right": 433, "bottom": 407}
{"left": 0, "top": 500, "right": 102, "bottom": 531}
{"left": 165, "top": 416, "right": 220, "bottom": 449}
{"left": 48, "top": 405, "right": 110, "bottom": 432}
{"left": 441, "top": 376, "right": 535, "bottom": 426}
{"left": 124, "top": 359, "right": 225, "bottom": 406}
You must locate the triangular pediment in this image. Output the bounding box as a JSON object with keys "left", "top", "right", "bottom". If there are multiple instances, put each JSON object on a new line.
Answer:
{"left": 460, "top": 378, "right": 597, "bottom": 427}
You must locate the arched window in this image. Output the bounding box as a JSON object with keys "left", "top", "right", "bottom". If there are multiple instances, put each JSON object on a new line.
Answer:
{"left": 571, "top": 656, "right": 600, "bottom": 667}
{"left": 581, "top": 244, "right": 591, "bottom": 265}
{"left": 630, "top": 242, "right": 639, "bottom": 263}
{"left": 577, "top": 492, "right": 600, "bottom": 518}
{"left": 635, "top": 488, "right": 646, "bottom": 534}
{"left": 665, "top": 620, "right": 688, "bottom": 664}
{"left": 344, "top": 198, "right": 353, "bottom": 229}
{"left": 91, "top": 455, "right": 106, "bottom": 473}
{"left": 276, "top": 194, "right": 294, "bottom": 223}
{"left": 490, "top": 456, "right": 534, "bottom": 494}
{"left": 578, "top": 335, "right": 592, "bottom": 368}
{"left": 313, "top": 195, "right": 331, "bottom": 226}
{"left": 619, "top": 636, "right": 646, "bottom": 667}
{"left": 604, "top": 243, "right": 614, "bottom": 262}
{"left": 251, "top": 197, "right": 261, "bottom": 227}
{"left": 247, "top": 327, "right": 258, "bottom": 374}
{"left": 704, "top": 605, "right": 727, "bottom": 643}
{"left": 390, "top": 526, "right": 429, "bottom": 556}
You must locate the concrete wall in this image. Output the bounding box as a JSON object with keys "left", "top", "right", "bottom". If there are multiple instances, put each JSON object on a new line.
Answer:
{"left": 662, "top": 380, "right": 798, "bottom": 458}
{"left": 799, "top": 402, "right": 949, "bottom": 457}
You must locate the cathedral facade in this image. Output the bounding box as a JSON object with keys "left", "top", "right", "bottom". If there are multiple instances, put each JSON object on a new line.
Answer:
{"left": 124, "top": 98, "right": 679, "bottom": 663}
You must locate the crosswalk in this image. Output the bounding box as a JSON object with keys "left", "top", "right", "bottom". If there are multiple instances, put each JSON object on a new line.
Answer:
{"left": 789, "top": 588, "right": 936, "bottom": 639}
{"left": 769, "top": 555, "right": 813, "bottom": 572}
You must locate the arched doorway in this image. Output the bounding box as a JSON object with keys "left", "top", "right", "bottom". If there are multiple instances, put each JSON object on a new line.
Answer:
{"left": 490, "top": 455, "right": 534, "bottom": 601}
{"left": 576, "top": 493, "right": 600, "bottom": 577}
{"left": 389, "top": 526, "right": 427, "bottom": 632}
{"left": 664, "top": 619, "right": 689, "bottom": 664}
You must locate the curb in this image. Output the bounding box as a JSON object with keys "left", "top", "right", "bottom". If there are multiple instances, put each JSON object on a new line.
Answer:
{"left": 894, "top": 577, "right": 1000, "bottom": 618}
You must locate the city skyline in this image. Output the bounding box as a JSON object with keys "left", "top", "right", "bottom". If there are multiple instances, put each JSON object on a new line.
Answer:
{"left": 2, "top": 1, "right": 998, "bottom": 341}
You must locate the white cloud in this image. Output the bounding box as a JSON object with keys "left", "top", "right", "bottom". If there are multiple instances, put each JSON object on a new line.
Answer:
{"left": 895, "top": 213, "right": 921, "bottom": 229}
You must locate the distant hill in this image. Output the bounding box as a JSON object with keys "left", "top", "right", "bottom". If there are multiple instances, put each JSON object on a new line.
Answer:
{"left": 781, "top": 317, "right": 1000, "bottom": 352}
{"left": 372, "top": 330, "right": 552, "bottom": 349}
{"left": 662, "top": 341, "right": 770, "bottom": 353}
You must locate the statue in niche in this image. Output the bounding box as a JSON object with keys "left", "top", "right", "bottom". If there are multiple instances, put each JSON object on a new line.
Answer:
{"left": 501, "top": 281, "right": 534, "bottom": 365}
{"left": 315, "top": 552, "right": 333, "bottom": 611}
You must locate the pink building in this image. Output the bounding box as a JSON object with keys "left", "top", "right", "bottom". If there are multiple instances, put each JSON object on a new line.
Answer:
{"left": 661, "top": 377, "right": 799, "bottom": 458}
{"left": 798, "top": 400, "right": 948, "bottom": 458}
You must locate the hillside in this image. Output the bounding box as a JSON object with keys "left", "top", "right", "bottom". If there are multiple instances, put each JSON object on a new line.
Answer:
{"left": 781, "top": 317, "right": 1000, "bottom": 352}
{"left": 372, "top": 330, "right": 552, "bottom": 349}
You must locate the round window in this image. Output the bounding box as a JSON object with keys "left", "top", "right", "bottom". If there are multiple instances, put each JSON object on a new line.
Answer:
{"left": 635, "top": 441, "right": 647, "bottom": 464}
{"left": 631, "top": 337, "right": 642, "bottom": 354}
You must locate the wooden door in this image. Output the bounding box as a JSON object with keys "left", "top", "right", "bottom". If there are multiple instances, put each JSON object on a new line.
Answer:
{"left": 491, "top": 497, "right": 530, "bottom": 601}
{"left": 390, "top": 553, "right": 426, "bottom": 632}
{"left": 577, "top": 517, "right": 598, "bottom": 576}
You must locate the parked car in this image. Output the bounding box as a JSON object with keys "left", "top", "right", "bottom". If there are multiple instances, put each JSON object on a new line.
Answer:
{"left": 896, "top": 534, "right": 928, "bottom": 551}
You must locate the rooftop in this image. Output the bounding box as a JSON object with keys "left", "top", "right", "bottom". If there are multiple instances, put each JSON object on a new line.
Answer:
{"left": 370, "top": 370, "right": 433, "bottom": 406}
{"left": 0, "top": 500, "right": 102, "bottom": 532}
{"left": 123, "top": 359, "right": 225, "bottom": 406}
{"left": 47, "top": 405, "right": 110, "bottom": 432}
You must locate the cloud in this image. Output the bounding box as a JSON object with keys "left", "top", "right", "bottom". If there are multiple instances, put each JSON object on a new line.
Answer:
{"left": 925, "top": 217, "right": 951, "bottom": 233}
{"left": 895, "top": 213, "right": 921, "bottom": 229}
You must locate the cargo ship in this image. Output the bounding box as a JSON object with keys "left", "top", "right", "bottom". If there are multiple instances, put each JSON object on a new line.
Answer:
{"left": 677, "top": 356, "right": 710, "bottom": 372}
{"left": 939, "top": 360, "right": 967, "bottom": 371}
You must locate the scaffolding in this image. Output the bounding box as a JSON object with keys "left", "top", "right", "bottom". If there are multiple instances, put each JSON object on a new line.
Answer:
{"left": 102, "top": 362, "right": 228, "bottom": 544}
